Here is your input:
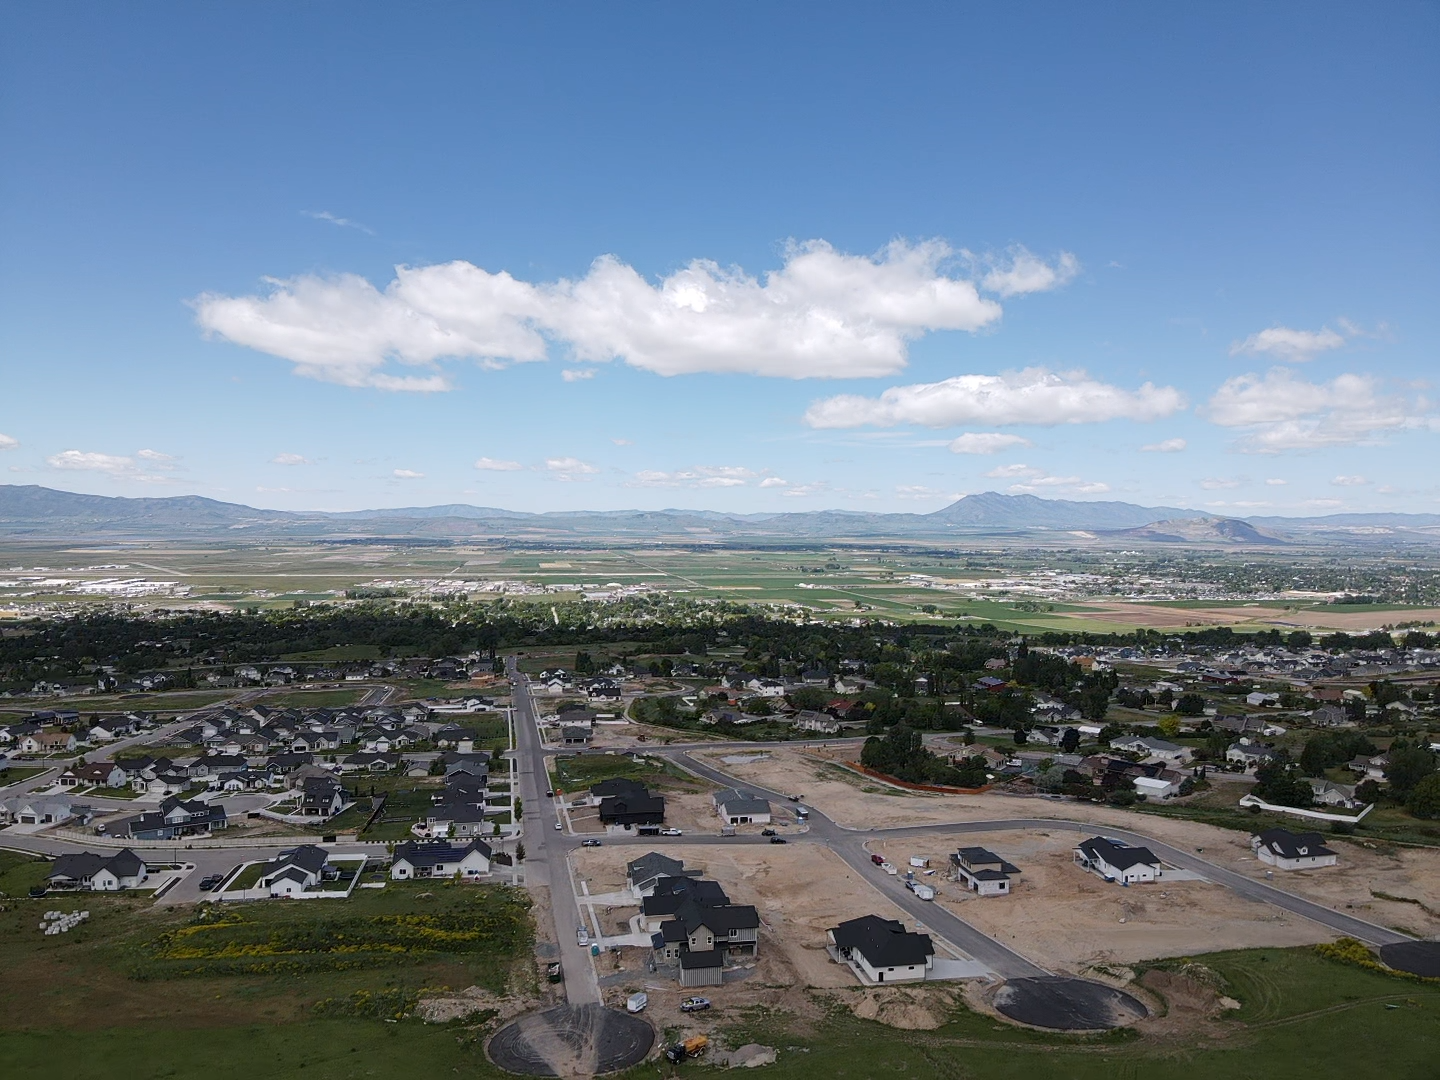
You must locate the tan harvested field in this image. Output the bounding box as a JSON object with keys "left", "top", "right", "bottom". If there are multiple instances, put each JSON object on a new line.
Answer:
{"left": 702, "top": 747, "right": 1440, "bottom": 941}
{"left": 1055, "top": 601, "right": 1440, "bottom": 632}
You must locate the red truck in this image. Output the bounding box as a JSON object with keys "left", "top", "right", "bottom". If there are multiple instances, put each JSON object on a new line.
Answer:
{"left": 870, "top": 853, "right": 885, "bottom": 866}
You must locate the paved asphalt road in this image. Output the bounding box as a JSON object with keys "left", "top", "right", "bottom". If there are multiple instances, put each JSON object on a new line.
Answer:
{"left": 508, "top": 660, "right": 602, "bottom": 1005}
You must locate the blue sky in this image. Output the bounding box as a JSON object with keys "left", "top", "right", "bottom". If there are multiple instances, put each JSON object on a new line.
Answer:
{"left": 1, "top": 3, "right": 1436, "bottom": 516}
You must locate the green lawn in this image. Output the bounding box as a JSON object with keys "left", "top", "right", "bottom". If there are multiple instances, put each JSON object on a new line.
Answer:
{"left": 3, "top": 945, "right": 1432, "bottom": 1080}
{"left": 0, "top": 766, "right": 52, "bottom": 787}
{"left": 0, "top": 851, "right": 49, "bottom": 897}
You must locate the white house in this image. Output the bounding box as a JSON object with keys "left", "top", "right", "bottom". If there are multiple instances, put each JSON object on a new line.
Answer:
{"left": 1252, "top": 829, "right": 1338, "bottom": 870}
{"left": 1111, "top": 735, "right": 1189, "bottom": 763}
{"left": 827, "top": 915, "right": 934, "bottom": 985}
{"left": 713, "top": 788, "right": 772, "bottom": 826}
{"left": 950, "top": 847, "right": 1017, "bottom": 896}
{"left": 1073, "top": 837, "right": 1163, "bottom": 884}
{"left": 47, "top": 849, "right": 148, "bottom": 891}
{"left": 390, "top": 839, "right": 492, "bottom": 880}
{"left": 257, "top": 845, "right": 334, "bottom": 897}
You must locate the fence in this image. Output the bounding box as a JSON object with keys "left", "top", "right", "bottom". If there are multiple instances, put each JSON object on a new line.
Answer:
{"left": 1237, "top": 794, "right": 1375, "bottom": 823}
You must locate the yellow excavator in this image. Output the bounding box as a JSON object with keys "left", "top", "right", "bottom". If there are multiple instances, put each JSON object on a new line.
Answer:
{"left": 664, "top": 1034, "right": 709, "bottom": 1064}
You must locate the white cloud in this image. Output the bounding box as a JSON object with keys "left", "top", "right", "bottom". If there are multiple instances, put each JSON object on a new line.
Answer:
{"left": 1265, "top": 478, "right": 1288, "bottom": 486}
{"left": 191, "top": 238, "right": 1016, "bottom": 388}
{"left": 611, "top": 437, "right": 633, "bottom": 446}
{"left": 136, "top": 449, "right": 177, "bottom": 464}
{"left": 561, "top": 368, "right": 595, "bottom": 382}
{"left": 984, "top": 462, "right": 1109, "bottom": 495}
{"left": 979, "top": 247, "right": 1080, "bottom": 298}
{"left": 1229, "top": 324, "right": 1345, "bottom": 362}
{"left": 1141, "top": 437, "right": 1187, "bottom": 453}
{"left": 1331, "top": 475, "right": 1369, "bottom": 487}
{"left": 544, "top": 457, "right": 599, "bottom": 482}
{"left": 1206, "top": 368, "right": 1429, "bottom": 451}
{"left": 804, "top": 367, "right": 1184, "bottom": 429}
{"left": 271, "top": 452, "right": 312, "bottom": 466}
{"left": 895, "top": 485, "right": 958, "bottom": 500}
{"left": 393, "top": 468, "right": 424, "bottom": 479}
{"left": 632, "top": 465, "right": 759, "bottom": 489}
{"left": 948, "top": 432, "right": 1033, "bottom": 455}
{"left": 302, "top": 210, "right": 374, "bottom": 235}
{"left": 781, "top": 481, "right": 830, "bottom": 498}
{"left": 46, "top": 449, "right": 172, "bottom": 483}
{"left": 1305, "top": 498, "right": 1343, "bottom": 509}
{"left": 759, "top": 477, "right": 788, "bottom": 488}
{"left": 474, "top": 457, "right": 524, "bottom": 471}
{"left": 0, "top": 434, "right": 18, "bottom": 450}
{"left": 1199, "top": 477, "right": 1242, "bottom": 490}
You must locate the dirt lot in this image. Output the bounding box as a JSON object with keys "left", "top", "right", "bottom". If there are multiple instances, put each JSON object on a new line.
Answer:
{"left": 703, "top": 747, "right": 1440, "bottom": 941}
{"left": 571, "top": 842, "right": 943, "bottom": 1005}
{"left": 1057, "top": 601, "right": 1440, "bottom": 632}
{"left": 866, "top": 831, "right": 1330, "bottom": 973}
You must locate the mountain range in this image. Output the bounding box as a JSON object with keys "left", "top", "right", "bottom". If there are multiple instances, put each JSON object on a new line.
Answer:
{"left": 1, "top": 484, "right": 1438, "bottom": 545}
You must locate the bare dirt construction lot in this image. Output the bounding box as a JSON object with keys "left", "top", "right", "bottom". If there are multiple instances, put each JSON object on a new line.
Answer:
{"left": 567, "top": 840, "right": 950, "bottom": 1013}
{"left": 867, "top": 831, "right": 1331, "bottom": 973}
{"left": 704, "top": 747, "right": 1440, "bottom": 942}
{"left": 1055, "top": 601, "right": 1440, "bottom": 633}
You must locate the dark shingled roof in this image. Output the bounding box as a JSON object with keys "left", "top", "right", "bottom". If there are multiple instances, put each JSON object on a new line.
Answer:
{"left": 1076, "top": 837, "right": 1162, "bottom": 871}
{"left": 1254, "top": 828, "right": 1336, "bottom": 860}
{"left": 829, "top": 915, "right": 934, "bottom": 968}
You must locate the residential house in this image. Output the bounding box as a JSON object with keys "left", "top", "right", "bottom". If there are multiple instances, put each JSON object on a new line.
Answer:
{"left": 827, "top": 915, "right": 934, "bottom": 985}
{"left": 1110, "top": 735, "right": 1189, "bottom": 763}
{"left": 0, "top": 795, "right": 81, "bottom": 826}
{"left": 597, "top": 781, "right": 666, "bottom": 828}
{"left": 1133, "top": 775, "right": 1179, "bottom": 800}
{"left": 560, "top": 726, "right": 592, "bottom": 747}
{"left": 257, "top": 844, "right": 336, "bottom": 897}
{"left": 640, "top": 877, "right": 731, "bottom": 930}
{"left": 47, "top": 849, "right": 148, "bottom": 891}
{"left": 793, "top": 710, "right": 841, "bottom": 736}
{"left": 1347, "top": 754, "right": 1389, "bottom": 782}
{"left": 19, "top": 730, "right": 77, "bottom": 755}
{"left": 1309, "top": 778, "right": 1362, "bottom": 809}
{"left": 120, "top": 795, "right": 227, "bottom": 840}
{"left": 1252, "top": 829, "right": 1338, "bottom": 870}
{"left": 713, "top": 787, "right": 771, "bottom": 826}
{"left": 1074, "top": 837, "right": 1163, "bottom": 884}
{"left": 1226, "top": 742, "right": 1283, "bottom": 771}
{"left": 58, "top": 762, "right": 128, "bottom": 789}
{"left": 1310, "top": 705, "right": 1350, "bottom": 728}
{"left": 389, "top": 839, "right": 492, "bottom": 880}
{"left": 299, "top": 776, "right": 347, "bottom": 818}
{"left": 626, "top": 851, "right": 699, "bottom": 897}
{"left": 950, "top": 847, "right": 1020, "bottom": 896}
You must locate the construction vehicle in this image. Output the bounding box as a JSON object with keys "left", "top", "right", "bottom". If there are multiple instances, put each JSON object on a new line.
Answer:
{"left": 546, "top": 962, "right": 563, "bottom": 983}
{"left": 665, "top": 1034, "right": 709, "bottom": 1063}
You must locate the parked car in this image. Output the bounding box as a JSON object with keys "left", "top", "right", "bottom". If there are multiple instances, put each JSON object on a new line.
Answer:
{"left": 554, "top": 822, "right": 562, "bottom": 830}
{"left": 680, "top": 996, "right": 712, "bottom": 1013}
{"left": 546, "top": 789, "right": 555, "bottom": 797}
{"left": 761, "top": 828, "right": 777, "bottom": 837}
{"left": 769, "top": 835, "right": 787, "bottom": 844}
{"left": 661, "top": 828, "right": 682, "bottom": 836}
{"left": 197, "top": 874, "right": 222, "bottom": 891}
{"left": 870, "top": 853, "right": 885, "bottom": 866}
{"left": 581, "top": 838, "right": 602, "bottom": 847}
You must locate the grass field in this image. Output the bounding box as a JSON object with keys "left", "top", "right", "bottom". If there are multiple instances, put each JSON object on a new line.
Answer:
{"left": 0, "top": 936, "right": 1434, "bottom": 1079}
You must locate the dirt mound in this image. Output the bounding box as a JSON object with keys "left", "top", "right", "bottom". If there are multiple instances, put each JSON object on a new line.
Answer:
{"left": 417, "top": 986, "right": 532, "bottom": 1025}
{"left": 714, "top": 1043, "right": 778, "bottom": 1068}
{"left": 849, "top": 986, "right": 959, "bottom": 1030}
{"left": 1139, "top": 969, "right": 1223, "bottom": 1016}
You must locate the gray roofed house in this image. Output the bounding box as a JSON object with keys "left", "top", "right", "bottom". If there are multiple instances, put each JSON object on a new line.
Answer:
{"left": 48, "top": 848, "right": 149, "bottom": 891}
{"left": 641, "top": 877, "right": 729, "bottom": 922}
{"left": 1073, "top": 837, "right": 1163, "bottom": 883}
{"left": 1252, "top": 828, "right": 1338, "bottom": 870}
{"left": 950, "top": 846, "right": 1021, "bottom": 896}
{"left": 390, "top": 838, "right": 492, "bottom": 880}
{"left": 827, "top": 915, "right": 934, "bottom": 984}
{"left": 256, "top": 844, "right": 334, "bottom": 896}
{"left": 713, "top": 787, "right": 772, "bottom": 826}
{"left": 626, "top": 851, "right": 700, "bottom": 896}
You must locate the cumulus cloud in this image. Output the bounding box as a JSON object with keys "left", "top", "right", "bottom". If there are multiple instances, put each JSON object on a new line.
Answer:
{"left": 1199, "top": 477, "right": 1242, "bottom": 490}
{"left": 1206, "top": 368, "right": 1429, "bottom": 451}
{"left": 611, "top": 437, "right": 633, "bottom": 446}
{"left": 191, "top": 239, "right": 1025, "bottom": 389}
{"left": 632, "top": 465, "right": 759, "bottom": 489}
{"left": 474, "top": 457, "right": 523, "bottom": 471}
{"left": 561, "top": 368, "right": 594, "bottom": 382}
{"left": 1332, "top": 475, "right": 1370, "bottom": 487}
{"left": 979, "top": 247, "right": 1080, "bottom": 298}
{"left": 1265, "top": 478, "right": 1288, "bottom": 486}
{"left": 46, "top": 449, "right": 172, "bottom": 483}
{"left": 759, "top": 477, "right": 788, "bottom": 488}
{"left": 984, "top": 462, "right": 1109, "bottom": 495}
{"left": 136, "top": 449, "right": 178, "bottom": 463}
{"left": 948, "top": 432, "right": 1033, "bottom": 455}
{"left": 0, "top": 434, "right": 18, "bottom": 450}
{"left": 781, "top": 481, "right": 830, "bottom": 498}
{"left": 393, "top": 468, "right": 424, "bottom": 479}
{"left": 544, "top": 457, "right": 599, "bottom": 482}
{"left": 804, "top": 367, "right": 1184, "bottom": 429}
{"left": 1141, "top": 437, "right": 1186, "bottom": 453}
{"left": 271, "top": 452, "right": 311, "bottom": 466}
{"left": 1229, "top": 324, "right": 1346, "bottom": 362}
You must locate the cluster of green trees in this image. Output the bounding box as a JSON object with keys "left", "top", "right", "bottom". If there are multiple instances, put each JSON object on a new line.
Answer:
{"left": 860, "top": 724, "right": 987, "bottom": 787}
